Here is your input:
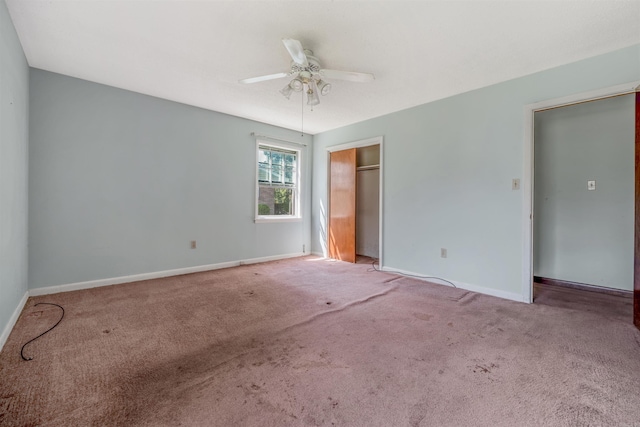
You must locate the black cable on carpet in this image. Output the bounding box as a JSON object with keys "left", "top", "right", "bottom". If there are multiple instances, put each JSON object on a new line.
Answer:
{"left": 20, "top": 302, "right": 65, "bottom": 361}
{"left": 369, "top": 259, "right": 457, "bottom": 288}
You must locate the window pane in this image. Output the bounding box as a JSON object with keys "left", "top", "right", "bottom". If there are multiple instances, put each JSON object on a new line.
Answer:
{"left": 274, "top": 188, "right": 294, "bottom": 215}
{"left": 285, "top": 154, "right": 296, "bottom": 167}
{"left": 271, "top": 164, "right": 283, "bottom": 183}
{"left": 258, "top": 149, "right": 270, "bottom": 164}
{"left": 258, "top": 163, "right": 270, "bottom": 182}
{"left": 284, "top": 166, "right": 295, "bottom": 185}
{"left": 271, "top": 152, "right": 283, "bottom": 168}
{"left": 258, "top": 187, "right": 294, "bottom": 216}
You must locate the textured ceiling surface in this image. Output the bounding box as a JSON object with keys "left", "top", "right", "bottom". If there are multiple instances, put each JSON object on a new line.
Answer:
{"left": 6, "top": 0, "right": 640, "bottom": 134}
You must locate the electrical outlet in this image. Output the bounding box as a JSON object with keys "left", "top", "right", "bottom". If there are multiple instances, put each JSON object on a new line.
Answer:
{"left": 587, "top": 180, "right": 596, "bottom": 191}
{"left": 441, "top": 248, "right": 447, "bottom": 258}
{"left": 512, "top": 179, "right": 520, "bottom": 190}
{"left": 303, "top": 244, "right": 306, "bottom": 253}
{"left": 190, "top": 240, "right": 197, "bottom": 249}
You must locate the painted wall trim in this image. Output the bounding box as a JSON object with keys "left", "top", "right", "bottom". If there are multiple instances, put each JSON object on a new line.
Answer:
{"left": 0, "top": 291, "right": 29, "bottom": 353}
{"left": 326, "top": 136, "right": 383, "bottom": 152}
{"left": 382, "top": 266, "right": 524, "bottom": 303}
{"left": 29, "top": 252, "right": 305, "bottom": 297}
{"left": 522, "top": 80, "right": 640, "bottom": 304}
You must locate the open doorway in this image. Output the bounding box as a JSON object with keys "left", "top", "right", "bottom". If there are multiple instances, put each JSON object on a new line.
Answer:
{"left": 355, "top": 145, "right": 380, "bottom": 261}
{"left": 523, "top": 81, "right": 639, "bottom": 329}
{"left": 327, "top": 136, "right": 383, "bottom": 265}
{"left": 532, "top": 93, "right": 635, "bottom": 316}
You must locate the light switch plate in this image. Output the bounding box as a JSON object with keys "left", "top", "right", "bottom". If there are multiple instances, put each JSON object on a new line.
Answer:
{"left": 587, "top": 180, "right": 596, "bottom": 191}
{"left": 512, "top": 179, "right": 520, "bottom": 190}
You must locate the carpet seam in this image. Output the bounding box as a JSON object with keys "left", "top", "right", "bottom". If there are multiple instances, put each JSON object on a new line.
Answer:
{"left": 174, "top": 284, "right": 399, "bottom": 394}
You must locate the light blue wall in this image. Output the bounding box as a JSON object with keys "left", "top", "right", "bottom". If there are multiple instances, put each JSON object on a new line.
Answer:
{"left": 312, "top": 44, "right": 640, "bottom": 299}
{"left": 0, "top": 0, "right": 29, "bottom": 337}
{"left": 29, "top": 69, "right": 312, "bottom": 288}
{"left": 534, "top": 94, "right": 635, "bottom": 290}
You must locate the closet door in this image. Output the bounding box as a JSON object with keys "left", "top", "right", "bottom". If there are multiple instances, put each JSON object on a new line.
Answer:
{"left": 329, "top": 148, "right": 356, "bottom": 263}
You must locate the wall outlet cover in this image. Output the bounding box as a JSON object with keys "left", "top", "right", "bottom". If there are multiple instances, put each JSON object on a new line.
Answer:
{"left": 587, "top": 180, "right": 596, "bottom": 190}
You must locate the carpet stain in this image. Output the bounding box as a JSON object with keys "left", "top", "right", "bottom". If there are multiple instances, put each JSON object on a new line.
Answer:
{"left": 328, "top": 397, "right": 339, "bottom": 408}
{"left": 524, "top": 330, "right": 543, "bottom": 340}
{"left": 413, "top": 313, "right": 433, "bottom": 321}
{"left": 409, "top": 399, "right": 428, "bottom": 427}
{"left": 472, "top": 363, "right": 497, "bottom": 374}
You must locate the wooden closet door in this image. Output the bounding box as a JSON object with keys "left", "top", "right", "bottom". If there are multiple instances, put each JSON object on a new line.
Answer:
{"left": 329, "top": 148, "right": 356, "bottom": 263}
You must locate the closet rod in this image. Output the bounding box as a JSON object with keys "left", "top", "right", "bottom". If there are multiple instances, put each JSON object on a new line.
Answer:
{"left": 357, "top": 165, "right": 380, "bottom": 171}
{"left": 251, "top": 132, "right": 307, "bottom": 147}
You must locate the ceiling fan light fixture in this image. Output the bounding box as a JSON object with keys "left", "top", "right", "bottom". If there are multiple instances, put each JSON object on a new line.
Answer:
{"left": 307, "top": 80, "right": 320, "bottom": 106}
{"left": 280, "top": 83, "right": 294, "bottom": 99}
{"left": 290, "top": 78, "right": 304, "bottom": 92}
{"left": 317, "top": 80, "right": 331, "bottom": 96}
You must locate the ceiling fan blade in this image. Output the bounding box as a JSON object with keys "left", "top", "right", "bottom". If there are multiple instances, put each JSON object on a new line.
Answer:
{"left": 319, "top": 69, "right": 375, "bottom": 83}
{"left": 282, "top": 39, "right": 309, "bottom": 67}
{"left": 238, "top": 72, "right": 289, "bottom": 84}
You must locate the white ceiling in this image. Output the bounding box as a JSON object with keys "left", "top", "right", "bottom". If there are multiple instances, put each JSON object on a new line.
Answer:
{"left": 6, "top": 1, "right": 640, "bottom": 135}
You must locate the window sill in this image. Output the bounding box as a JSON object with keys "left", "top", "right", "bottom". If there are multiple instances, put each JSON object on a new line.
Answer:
{"left": 255, "top": 216, "right": 303, "bottom": 224}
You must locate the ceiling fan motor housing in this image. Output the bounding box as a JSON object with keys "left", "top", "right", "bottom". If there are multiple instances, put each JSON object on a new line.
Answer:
{"left": 291, "top": 50, "right": 321, "bottom": 76}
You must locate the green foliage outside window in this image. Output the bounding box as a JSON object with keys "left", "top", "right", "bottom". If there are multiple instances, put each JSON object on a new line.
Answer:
{"left": 274, "top": 188, "right": 291, "bottom": 204}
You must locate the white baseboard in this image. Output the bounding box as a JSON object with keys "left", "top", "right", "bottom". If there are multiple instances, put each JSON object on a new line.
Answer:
{"left": 29, "top": 252, "right": 305, "bottom": 297}
{"left": 311, "top": 251, "right": 325, "bottom": 257}
{"left": 381, "top": 266, "right": 523, "bottom": 303}
{"left": 0, "top": 290, "right": 29, "bottom": 353}
{"left": 239, "top": 252, "right": 304, "bottom": 265}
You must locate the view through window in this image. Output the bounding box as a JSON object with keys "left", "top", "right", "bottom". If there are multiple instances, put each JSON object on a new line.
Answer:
{"left": 257, "top": 144, "right": 299, "bottom": 218}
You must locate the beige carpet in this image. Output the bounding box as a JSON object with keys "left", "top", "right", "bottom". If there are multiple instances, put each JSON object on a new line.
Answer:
{"left": 1, "top": 256, "right": 639, "bottom": 426}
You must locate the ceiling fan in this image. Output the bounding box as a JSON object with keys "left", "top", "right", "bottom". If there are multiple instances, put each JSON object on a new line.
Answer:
{"left": 239, "top": 39, "right": 375, "bottom": 106}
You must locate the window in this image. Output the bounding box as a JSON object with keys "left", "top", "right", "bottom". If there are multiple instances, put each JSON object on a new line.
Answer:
{"left": 256, "top": 142, "right": 301, "bottom": 221}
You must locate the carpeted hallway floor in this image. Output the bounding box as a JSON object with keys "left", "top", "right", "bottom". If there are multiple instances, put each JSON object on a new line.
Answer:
{"left": 1, "top": 256, "right": 639, "bottom": 426}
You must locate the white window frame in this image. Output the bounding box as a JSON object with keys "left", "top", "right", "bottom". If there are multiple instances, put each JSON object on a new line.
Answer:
{"left": 255, "top": 139, "right": 302, "bottom": 223}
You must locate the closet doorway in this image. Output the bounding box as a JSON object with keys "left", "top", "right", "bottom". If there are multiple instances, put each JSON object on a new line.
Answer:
{"left": 327, "top": 137, "right": 383, "bottom": 264}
